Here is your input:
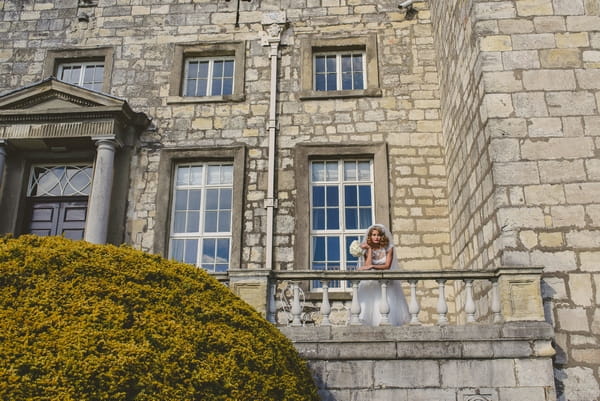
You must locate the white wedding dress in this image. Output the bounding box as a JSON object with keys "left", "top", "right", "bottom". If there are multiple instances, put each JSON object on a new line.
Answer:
{"left": 358, "top": 226, "right": 409, "bottom": 326}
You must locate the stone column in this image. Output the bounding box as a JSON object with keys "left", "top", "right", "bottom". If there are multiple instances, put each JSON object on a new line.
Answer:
{"left": 0, "top": 142, "right": 6, "bottom": 192}
{"left": 84, "top": 139, "right": 117, "bottom": 244}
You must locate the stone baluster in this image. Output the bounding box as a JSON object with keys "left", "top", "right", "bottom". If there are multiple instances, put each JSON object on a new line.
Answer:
{"left": 267, "top": 282, "right": 277, "bottom": 324}
{"left": 491, "top": 278, "right": 503, "bottom": 323}
{"left": 320, "top": 280, "right": 331, "bottom": 326}
{"left": 437, "top": 279, "right": 449, "bottom": 325}
{"left": 464, "top": 279, "right": 476, "bottom": 323}
{"left": 378, "top": 280, "right": 390, "bottom": 326}
{"left": 409, "top": 279, "right": 421, "bottom": 325}
{"left": 290, "top": 282, "right": 303, "bottom": 327}
{"left": 350, "top": 281, "right": 362, "bottom": 325}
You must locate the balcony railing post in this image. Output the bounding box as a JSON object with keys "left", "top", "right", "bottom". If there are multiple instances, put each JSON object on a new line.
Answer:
{"left": 408, "top": 279, "right": 421, "bottom": 325}
{"left": 437, "top": 279, "right": 448, "bottom": 325}
{"left": 290, "top": 282, "right": 303, "bottom": 327}
{"left": 464, "top": 279, "right": 476, "bottom": 323}
{"left": 491, "top": 278, "right": 503, "bottom": 323}
{"left": 378, "top": 280, "right": 390, "bottom": 326}
{"left": 350, "top": 281, "right": 362, "bottom": 325}
{"left": 320, "top": 280, "right": 331, "bottom": 326}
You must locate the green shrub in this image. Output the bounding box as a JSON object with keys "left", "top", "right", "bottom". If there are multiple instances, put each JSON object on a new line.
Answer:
{"left": 0, "top": 235, "right": 319, "bottom": 401}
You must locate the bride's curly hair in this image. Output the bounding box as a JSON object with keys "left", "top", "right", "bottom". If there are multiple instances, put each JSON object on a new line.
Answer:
{"left": 366, "top": 225, "right": 389, "bottom": 249}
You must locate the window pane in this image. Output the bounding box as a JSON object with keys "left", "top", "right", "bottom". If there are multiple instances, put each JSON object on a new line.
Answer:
{"left": 218, "top": 211, "right": 231, "bottom": 232}
{"left": 326, "top": 56, "right": 336, "bottom": 72}
{"left": 358, "top": 161, "right": 370, "bottom": 181}
{"left": 345, "top": 208, "right": 358, "bottom": 230}
{"left": 186, "top": 211, "right": 200, "bottom": 233}
{"left": 220, "top": 188, "right": 232, "bottom": 209}
{"left": 188, "top": 190, "right": 201, "bottom": 210}
{"left": 185, "top": 79, "right": 197, "bottom": 97}
{"left": 211, "top": 78, "right": 222, "bottom": 96}
{"left": 353, "top": 73, "right": 363, "bottom": 90}
{"left": 326, "top": 208, "right": 339, "bottom": 229}
{"left": 216, "top": 238, "right": 230, "bottom": 262}
{"left": 190, "top": 166, "right": 203, "bottom": 185}
{"left": 202, "top": 238, "right": 216, "bottom": 268}
{"left": 313, "top": 209, "right": 325, "bottom": 230}
{"left": 312, "top": 237, "right": 325, "bottom": 262}
{"left": 325, "top": 162, "right": 338, "bottom": 181}
{"left": 224, "top": 60, "right": 234, "bottom": 76}
{"left": 176, "top": 166, "right": 189, "bottom": 185}
{"left": 171, "top": 239, "right": 184, "bottom": 261}
{"left": 221, "top": 165, "right": 233, "bottom": 184}
{"left": 315, "top": 74, "right": 326, "bottom": 91}
{"left": 312, "top": 162, "right": 325, "bottom": 182}
{"left": 344, "top": 162, "right": 357, "bottom": 181}
{"left": 198, "top": 62, "right": 209, "bottom": 78}
{"left": 342, "top": 72, "right": 353, "bottom": 90}
{"left": 341, "top": 55, "right": 352, "bottom": 72}
{"left": 315, "top": 56, "right": 325, "bottom": 73}
{"left": 207, "top": 165, "right": 221, "bottom": 185}
{"left": 312, "top": 186, "right": 325, "bottom": 207}
{"left": 345, "top": 186, "right": 357, "bottom": 207}
{"left": 173, "top": 212, "right": 186, "bottom": 233}
{"left": 326, "top": 236, "right": 340, "bottom": 263}
{"left": 205, "top": 188, "right": 219, "bottom": 209}
{"left": 204, "top": 211, "right": 217, "bottom": 232}
{"left": 213, "top": 60, "right": 223, "bottom": 76}
{"left": 184, "top": 239, "right": 198, "bottom": 265}
{"left": 358, "top": 185, "right": 372, "bottom": 206}
{"left": 174, "top": 190, "right": 187, "bottom": 211}
{"left": 326, "top": 186, "right": 339, "bottom": 207}
{"left": 327, "top": 73, "right": 337, "bottom": 91}
{"left": 188, "top": 61, "right": 199, "bottom": 78}
{"left": 359, "top": 209, "right": 372, "bottom": 229}
{"left": 222, "top": 78, "right": 233, "bottom": 95}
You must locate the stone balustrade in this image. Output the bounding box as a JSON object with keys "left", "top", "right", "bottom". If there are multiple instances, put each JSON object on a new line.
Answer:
{"left": 266, "top": 266, "right": 545, "bottom": 327}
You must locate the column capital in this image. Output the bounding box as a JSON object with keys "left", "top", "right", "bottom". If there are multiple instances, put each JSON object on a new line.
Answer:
{"left": 92, "top": 137, "right": 121, "bottom": 149}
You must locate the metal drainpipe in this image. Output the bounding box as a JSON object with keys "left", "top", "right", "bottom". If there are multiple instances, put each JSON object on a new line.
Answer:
{"left": 262, "top": 15, "right": 286, "bottom": 271}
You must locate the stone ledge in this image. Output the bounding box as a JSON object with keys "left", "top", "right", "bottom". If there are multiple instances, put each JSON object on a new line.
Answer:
{"left": 280, "top": 322, "right": 554, "bottom": 360}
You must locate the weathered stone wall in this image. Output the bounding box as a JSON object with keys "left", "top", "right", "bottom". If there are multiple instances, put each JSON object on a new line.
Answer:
{"left": 284, "top": 322, "right": 557, "bottom": 401}
{"left": 0, "top": 0, "right": 451, "bottom": 272}
{"left": 430, "top": 0, "right": 600, "bottom": 399}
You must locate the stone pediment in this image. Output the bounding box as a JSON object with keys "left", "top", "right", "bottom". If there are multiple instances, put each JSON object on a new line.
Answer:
{"left": 0, "top": 78, "right": 150, "bottom": 148}
{"left": 0, "top": 77, "right": 126, "bottom": 111}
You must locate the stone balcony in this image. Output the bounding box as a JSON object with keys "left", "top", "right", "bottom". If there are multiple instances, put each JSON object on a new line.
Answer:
{"left": 218, "top": 266, "right": 557, "bottom": 400}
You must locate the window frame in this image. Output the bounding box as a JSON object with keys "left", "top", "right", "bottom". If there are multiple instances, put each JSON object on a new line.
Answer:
{"left": 44, "top": 47, "right": 113, "bottom": 93}
{"left": 169, "top": 42, "right": 246, "bottom": 103}
{"left": 168, "top": 162, "right": 234, "bottom": 272}
{"left": 56, "top": 61, "right": 105, "bottom": 92}
{"left": 313, "top": 51, "right": 367, "bottom": 92}
{"left": 182, "top": 57, "right": 236, "bottom": 97}
{"left": 294, "top": 143, "right": 390, "bottom": 271}
{"left": 154, "top": 146, "right": 246, "bottom": 272}
{"left": 300, "top": 34, "right": 381, "bottom": 100}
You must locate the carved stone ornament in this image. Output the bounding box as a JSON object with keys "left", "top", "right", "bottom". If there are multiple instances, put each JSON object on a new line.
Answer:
{"left": 463, "top": 394, "right": 493, "bottom": 401}
{"left": 260, "top": 23, "right": 284, "bottom": 46}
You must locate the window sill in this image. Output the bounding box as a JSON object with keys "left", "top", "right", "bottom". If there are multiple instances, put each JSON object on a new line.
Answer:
{"left": 167, "top": 94, "right": 245, "bottom": 104}
{"left": 299, "top": 88, "right": 382, "bottom": 100}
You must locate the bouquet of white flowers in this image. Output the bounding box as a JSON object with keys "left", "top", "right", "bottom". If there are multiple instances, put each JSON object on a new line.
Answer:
{"left": 349, "top": 240, "right": 365, "bottom": 258}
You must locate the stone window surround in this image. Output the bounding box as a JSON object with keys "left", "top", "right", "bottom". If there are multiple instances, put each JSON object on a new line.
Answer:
{"left": 154, "top": 146, "right": 246, "bottom": 271}
{"left": 294, "top": 143, "right": 391, "bottom": 272}
{"left": 299, "top": 34, "right": 382, "bottom": 100}
{"left": 43, "top": 47, "right": 114, "bottom": 94}
{"left": 168, "top": 42, "right": 246, "bottom": 103}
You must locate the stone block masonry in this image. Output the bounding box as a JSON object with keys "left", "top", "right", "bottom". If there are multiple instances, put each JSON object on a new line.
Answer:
{"left": 430, "top": 0, "right": 600, "bottom": 399}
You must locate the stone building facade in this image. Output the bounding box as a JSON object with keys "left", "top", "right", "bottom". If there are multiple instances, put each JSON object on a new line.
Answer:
{"left": 0, "top": 0, "right": 598, "bottom": 400}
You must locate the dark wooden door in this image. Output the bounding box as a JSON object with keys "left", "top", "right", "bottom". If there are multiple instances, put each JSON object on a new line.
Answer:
{"left": 25, "top": 198, "right": 88, "bottom": 240}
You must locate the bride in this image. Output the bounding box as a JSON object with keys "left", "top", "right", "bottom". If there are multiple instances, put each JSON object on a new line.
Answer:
{"left": 356, "top": 224, "right": 409, "bottom": 326}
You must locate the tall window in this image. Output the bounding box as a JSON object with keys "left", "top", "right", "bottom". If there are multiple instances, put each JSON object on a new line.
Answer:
{"left": 169, "top": 163, "right": 233, "bottom": 272}
{"left": 310, "top": 160, "right": 374, "bottom": 289}
{"left": 183, "top": 57, "right": 235, "bottom": 97}
{"left": 314, "top": 52, "right": 365, "bottom": 91}
{"left": 57, "top": 62, "right": 104, "bottom": 91}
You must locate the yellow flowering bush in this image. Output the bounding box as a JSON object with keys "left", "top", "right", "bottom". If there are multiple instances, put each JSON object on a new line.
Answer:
{"left": 0, "top": 235, "right": 319, "bottom": 401}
